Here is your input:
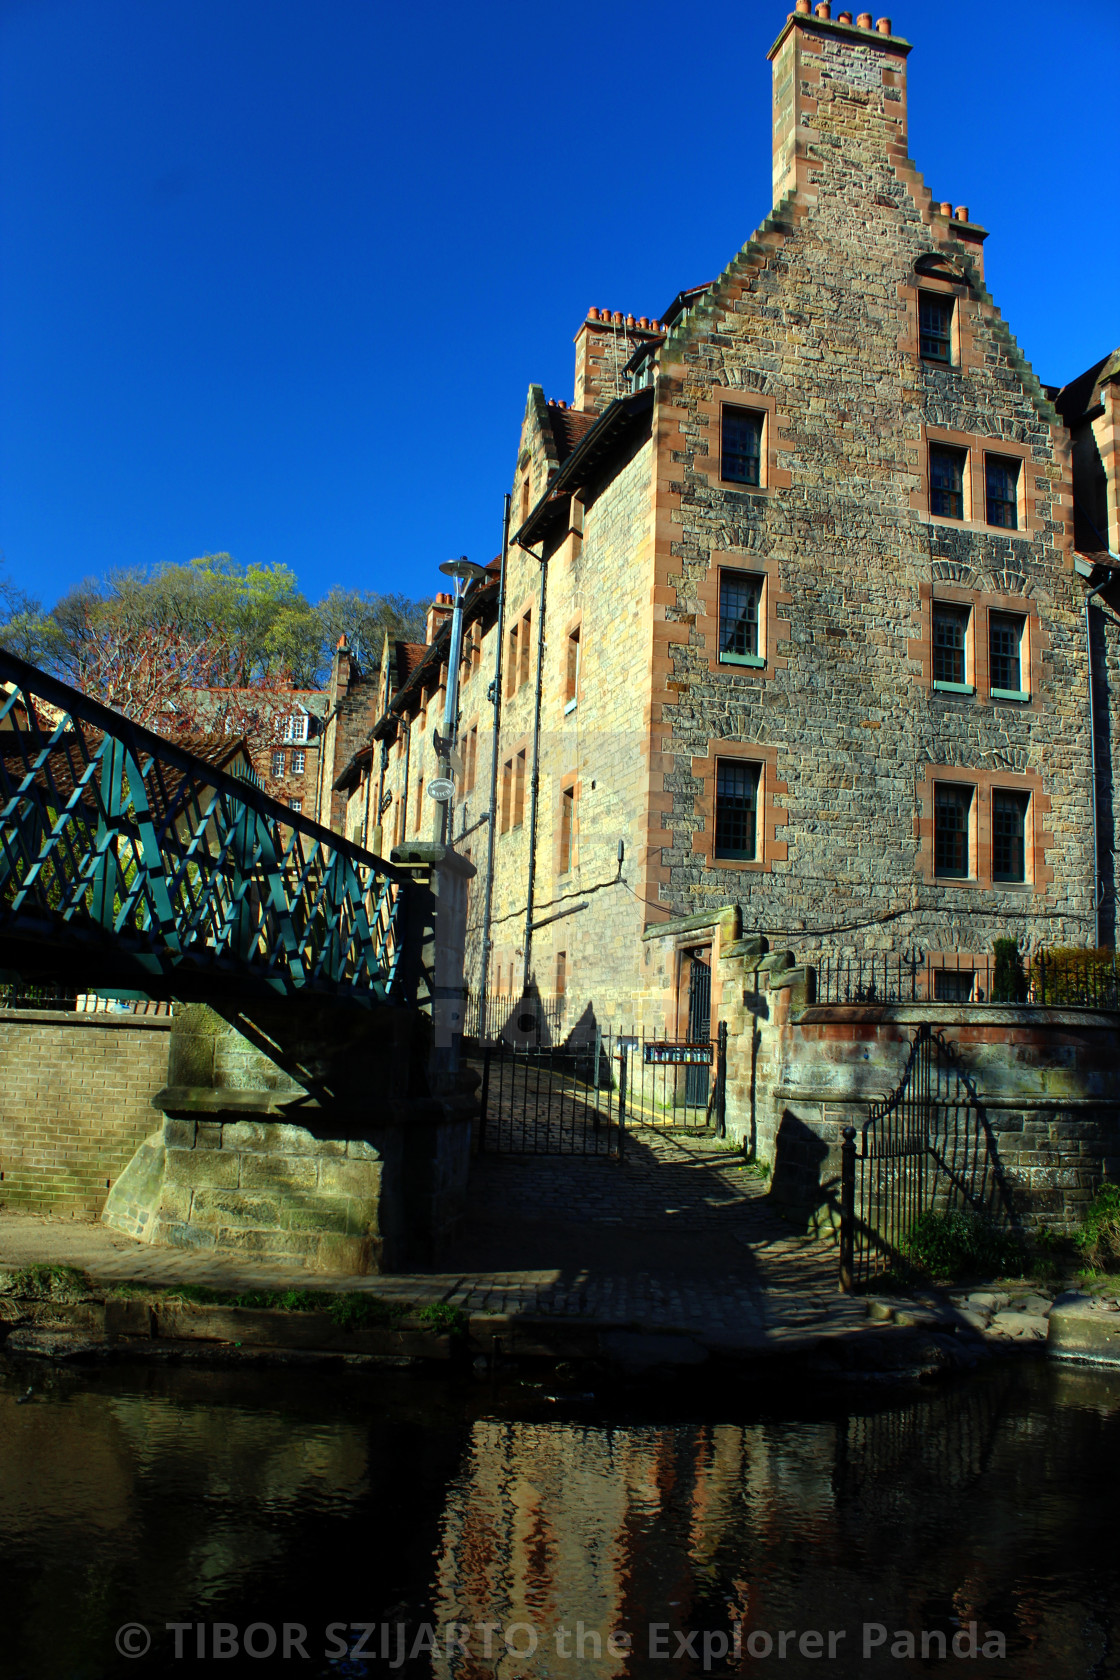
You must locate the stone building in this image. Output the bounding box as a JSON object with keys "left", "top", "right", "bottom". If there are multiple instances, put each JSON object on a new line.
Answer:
{"left": 346, "top": 6, "right": 1119, "bottom": 1044}
{"left": 183, "top": 683, "right": 330, "bottom": 816}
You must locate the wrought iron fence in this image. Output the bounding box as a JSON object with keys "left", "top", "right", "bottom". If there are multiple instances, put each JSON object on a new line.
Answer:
{"left": 0, "top": 647, "right": 408, "bottom": 1002}
{"left": 0, "top": 982, "right": 78, "bottom": 1011}
{"left": 840, "top": 1023, "right": 996, "bottom": 1290}
{"left": 475, "top": 1023, "right": 728, "bottom": 1155}
{"left": 462, "top": 990, "right": 566, "bottom": 1046}
{"left": 817, "top": 948, "right": 1119, "bottom": 1009}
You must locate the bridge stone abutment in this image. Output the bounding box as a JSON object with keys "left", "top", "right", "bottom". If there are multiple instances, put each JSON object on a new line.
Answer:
{"left": 102, "top": 847, "right": 477, "bottom": 1274}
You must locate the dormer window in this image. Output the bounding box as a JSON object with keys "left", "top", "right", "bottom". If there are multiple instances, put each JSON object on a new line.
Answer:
{"left": 283, "top": 713, "right": 309, "bottom": 744}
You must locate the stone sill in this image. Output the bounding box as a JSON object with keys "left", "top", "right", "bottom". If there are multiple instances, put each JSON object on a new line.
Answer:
{"left": 0, "top": 1008, "right": 172, "bottom": 1031}
{"left": 794, "top": 1003, "right": 1120, "bottom": 1028}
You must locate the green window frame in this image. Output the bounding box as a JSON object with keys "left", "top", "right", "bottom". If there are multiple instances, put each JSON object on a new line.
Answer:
{"left": 989, "top": 612, "right": 1027, "bottom": 699}
{"left": 718, "top": 571, "right": 764, "bottom": 665}
{"left": 932, "top": 604, "right": 971, "bottom": 691}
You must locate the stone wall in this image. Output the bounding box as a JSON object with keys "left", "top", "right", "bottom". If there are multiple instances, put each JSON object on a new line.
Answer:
{"left": 0, "top": 1009, "right": 172, "bottom": 1216}
{"left": 102, "top": 998, "right": 476, "bottom": 1274}
{"left": 650, "top": 13, "right": 1088, "bottom": 958}
{"left": 715, "top": 940, "right": 1120, "bottom": 1238}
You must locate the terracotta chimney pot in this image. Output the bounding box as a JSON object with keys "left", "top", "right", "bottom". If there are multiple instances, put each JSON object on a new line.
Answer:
{"left": 857, "top": 10, "right": 872, "bottom": 23}
{"left": 815, "top": 2, "right": 831, "bottom": 17}
{"left": 955, "top": 205, "right": 970, "bottom": 222}
{"left": 588, "top": 306, "right": 600, "bottom": 320}
{"left": 838, "top": 9, "right": 853, "bottom": 19}
{"left": 639, "top": 316, "right": 649, "bottom": 328}
{"left": 939, "top": 200, "right": 953, "bottom": 218}
{"left": 875, "top": 14, "right": 891, "bottom": 31}
{"left": 795, "top": 0, "right": 811, "bottom": 12}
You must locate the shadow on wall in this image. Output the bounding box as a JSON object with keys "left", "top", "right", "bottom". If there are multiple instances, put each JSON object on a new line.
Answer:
{"left": 768, "top": 1110, "right": 833, "bottom": 1234}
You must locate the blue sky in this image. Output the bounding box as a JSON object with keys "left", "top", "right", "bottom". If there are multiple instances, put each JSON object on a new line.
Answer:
{"left": 2, "top": 0, "right": 1117, "bottom": 611}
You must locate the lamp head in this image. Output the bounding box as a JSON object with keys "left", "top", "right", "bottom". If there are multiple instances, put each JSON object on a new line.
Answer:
{"left": 439, "top": 557, "right": 488, "bottom": 586}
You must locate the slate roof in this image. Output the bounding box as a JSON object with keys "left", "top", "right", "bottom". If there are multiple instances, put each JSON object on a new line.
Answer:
{"left": 1054, "top": 349, "right": 1120, "bottom": 428}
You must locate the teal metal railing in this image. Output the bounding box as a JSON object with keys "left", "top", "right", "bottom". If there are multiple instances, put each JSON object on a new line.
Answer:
{"left": 0, "top": 648, "right": 408, "bottom": 1003}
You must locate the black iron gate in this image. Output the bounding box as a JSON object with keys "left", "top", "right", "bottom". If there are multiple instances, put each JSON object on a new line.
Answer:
{"left": 476, "top": 1023, "right": 728, "bottom": 1157}
{"left": 685, "top": 952, "right": 712, "bottom": 1107}
{"left": 840, "top": 1023, "right": 995, "bottom": 1290}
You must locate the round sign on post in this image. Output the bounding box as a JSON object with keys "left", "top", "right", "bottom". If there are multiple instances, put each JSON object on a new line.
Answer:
{"left": 427, "top": 777, "right": 455, "bottom": 803}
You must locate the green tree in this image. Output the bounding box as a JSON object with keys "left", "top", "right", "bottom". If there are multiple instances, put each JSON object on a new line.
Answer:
{"left": 315, "top": 587, "right": 428, "bottom": 674}
{"left": 0, "top": 557, "right": 52, "bottom": 664}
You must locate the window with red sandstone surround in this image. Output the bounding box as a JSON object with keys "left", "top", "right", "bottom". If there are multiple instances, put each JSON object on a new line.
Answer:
{"left": 919, "top": 291, "right": 953, "bottom": 364}
{"left": 720, "top": 406, "right": 763, "bottom": 486}
{"left": 929, "top": 445, "right": 967, "bottom": 519}
{"left": 559, "top": 783, "right": 576, "bottom": 874}
{"left": 714, "top": 761, "right": 759, "bottom": 860}
{"left": 512, "top": 749, "right": 526, "bottom": 829}
{"left": 934, "top": 783, "right": 973, "bottom": 878}
{"left": 518, "top": 611, "right": 532, "bottom": 689}
{"left": 985, "top": 454, "right": 1020, "bottom": 529}
{"left": 564, "top": 628, "right": 580, "bottom": 710}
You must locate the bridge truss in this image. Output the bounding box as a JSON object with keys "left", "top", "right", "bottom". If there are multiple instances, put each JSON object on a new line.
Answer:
{"left": 0, "top": 648, "right": 409, "bottom": 1004}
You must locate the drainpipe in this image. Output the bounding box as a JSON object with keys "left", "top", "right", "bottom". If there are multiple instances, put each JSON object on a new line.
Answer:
{"left": 521, "top": 539, "right": 549, "bottom": 997}
{"left": 478, "top": 495, "right": 511, "bottom": 1038}
{"left": 399, "top": 716, "right": 411, "bottom": 841}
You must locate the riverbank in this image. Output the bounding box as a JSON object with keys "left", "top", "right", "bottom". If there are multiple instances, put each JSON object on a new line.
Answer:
{"left": 4, "top": 1125, "right": 1118, "bottom": 1380}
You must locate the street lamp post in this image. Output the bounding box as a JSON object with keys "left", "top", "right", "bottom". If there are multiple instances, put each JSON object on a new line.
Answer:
{"left": 435, "top": 557, "right": 488, "bottom": 843}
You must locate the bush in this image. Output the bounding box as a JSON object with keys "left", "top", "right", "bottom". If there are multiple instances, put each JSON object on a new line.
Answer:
{"left": 1029, "top": 946, "right": 1117, "bottom": 1007}
{"left": 900, "top": 1208, "right": 1022, "bottom": 1280}
{"left": 991, "top": 938, "right": 1027, "bottom": 1003}
{"left": 1074, "top": 1182, "right": 1120, "bottom": 1273}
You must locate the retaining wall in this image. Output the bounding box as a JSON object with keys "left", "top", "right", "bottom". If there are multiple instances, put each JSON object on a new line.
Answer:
{"left": 0, "top": 1009, "right": 172, "bottom": 1216}
{"left": 718, "top": 944, "right": 1120, "bottom": 1237}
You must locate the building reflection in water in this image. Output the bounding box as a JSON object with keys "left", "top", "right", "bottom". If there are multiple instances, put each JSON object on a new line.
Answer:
{"left": 432, "top": 1368, "right": 1120, "bottom": 1678}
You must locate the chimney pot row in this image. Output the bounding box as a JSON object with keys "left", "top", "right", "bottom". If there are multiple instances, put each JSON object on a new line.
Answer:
{"left": 876, "top": 14, "right": 891, "bottom": 31}
{"left": 585, "top": 307, "right": 661, "bottom": 330}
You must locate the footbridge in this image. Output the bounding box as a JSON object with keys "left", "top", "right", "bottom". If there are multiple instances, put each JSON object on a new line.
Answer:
{"left": 0, "top": 647, "right": 408, "bottom": 1004}
{"left": 0, "top": 647, "right": 477, "bottom": 1275}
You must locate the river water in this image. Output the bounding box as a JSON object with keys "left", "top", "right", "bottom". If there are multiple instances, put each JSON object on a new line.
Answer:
{"left": 1, "top": 1356, "right": 1117, "bottom": 1679}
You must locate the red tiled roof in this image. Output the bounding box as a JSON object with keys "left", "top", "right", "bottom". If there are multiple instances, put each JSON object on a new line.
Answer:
{"left": 547, "top": 404, "right": 596, "bottom": 464}
{"left": 395, "top": 642, "right": 429, "bottom": 684}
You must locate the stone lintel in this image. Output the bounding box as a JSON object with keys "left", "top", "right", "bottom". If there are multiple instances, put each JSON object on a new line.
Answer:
{"left": 641, "top": 904, "right": 740, "bottom": 942}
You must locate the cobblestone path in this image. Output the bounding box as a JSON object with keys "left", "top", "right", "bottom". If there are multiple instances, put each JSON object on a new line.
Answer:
{"left": 0, "top": 1125, "right": 863, "bottom": 1347}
